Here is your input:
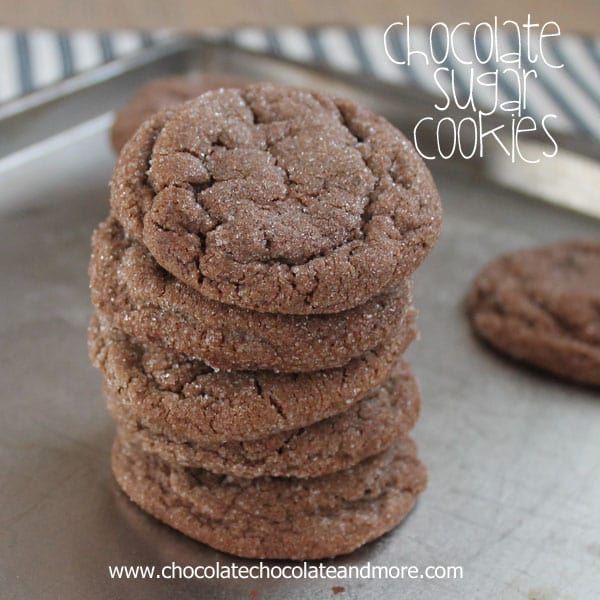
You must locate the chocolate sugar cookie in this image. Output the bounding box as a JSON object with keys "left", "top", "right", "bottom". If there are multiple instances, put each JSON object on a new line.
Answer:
{"left": 89, "top": 313, "right": 416, "bottom": 445}
{"left": 90, "top": 218, "right": 414, "bottom": 372}
{"left": 468, "top": 240, "right": 600, "bottom": 386}
{"left": 112, "top": 435, "right": 427, "bottom": 559}
{"left": 110, "top": 83, "right": 442, "bottom": 314}
{"left": 108, "top": 360, "right": 420, "bottom": 478}
{"left": 111, "top": 73, "right": 246, "bottom": 152}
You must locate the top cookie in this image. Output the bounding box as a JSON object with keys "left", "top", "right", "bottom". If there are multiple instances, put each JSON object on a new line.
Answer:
{"left": 468, "top": 240, "right": 600, "bottom": 387}
{"left": 110, "top": 83, "right": 442, "bottom": 314}
{"left": 110, "top": 73, "right": 246, "bottom": 153}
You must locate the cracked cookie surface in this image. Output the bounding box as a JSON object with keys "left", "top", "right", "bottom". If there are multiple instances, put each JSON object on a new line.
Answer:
{"left": 111, "top": 73, "right": 246, "bottom": 153}
{"left": 468, "top": 240, "right": 600, "bottom": 386}
{"left": 90, "top": 218, "right": 414, "bottom": 372}
{"left": 112, "top": 434, "right": 427, "bottom": 559}
{"left": 110, "top": 83, "right": 441, "bottom": 314}
{"left": 110, "top": 367, "right": 419, "bottom": 478}
{"left": 89, "top": 313, "right": 416, "bottom": 446}
{"left": 106, "top": 352, "right": 419, "bottom": 478}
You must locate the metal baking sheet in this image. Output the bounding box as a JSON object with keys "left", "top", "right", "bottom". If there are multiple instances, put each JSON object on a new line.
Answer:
{"left": 1, "top": 41, "right": 599, "bottom": 600}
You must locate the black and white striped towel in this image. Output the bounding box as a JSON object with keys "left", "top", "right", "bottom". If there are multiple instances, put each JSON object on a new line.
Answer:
{"left": 1, "top": 26, "right": 599, "bottom": 138}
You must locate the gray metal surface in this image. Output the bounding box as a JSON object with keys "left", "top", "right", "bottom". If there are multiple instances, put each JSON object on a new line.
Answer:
{"left": 1, "top": 46, "right": 599, "bottom": 599}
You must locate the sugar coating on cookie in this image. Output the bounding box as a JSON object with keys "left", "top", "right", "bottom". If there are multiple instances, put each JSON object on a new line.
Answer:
{"left": 112, "top": 435, "right": 427, "bottom": 559}
{"left": 111, "top": 370, "right": 420, "bottom": 478}
{"left": 101, "top": 331, "right": 420, "bottom": 478}
{"left": 468, "top": 240, "right": 600, "bottom": 386}
{"left": 89, "top": 218, "right": 414, "bottom": 372}
{"left": 111, "top": 73, "right": 246, "bottom": 152}
{"left": 110, "top": 83, "right": 442, "bottom": 314}
{"left": 89, "top": 313, "right": 416, "bottom": 446}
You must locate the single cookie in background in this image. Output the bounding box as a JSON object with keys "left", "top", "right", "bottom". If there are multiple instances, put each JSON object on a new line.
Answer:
{"left": 110, "top": 83, "right": 442, "bottom": 315}
{"left": 468, "top": 240, "right": 600, "bottom": 387}
{"left": 89, "top": 313, "right": 416, "bottom": 446}
{"left": 112, "top": 435, "right": 427, "bottom": 560}
{"left": 107, "top": 359, "right": 420, "bottom": 479}
{"left": 89, "top": 218, "right": 415, "bottom": 373}
{"left": 111, "top": 73, "right": 247, "bottom": 153}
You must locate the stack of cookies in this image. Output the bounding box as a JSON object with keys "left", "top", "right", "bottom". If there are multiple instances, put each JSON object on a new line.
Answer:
{"left": 89, "top": 83, "right": 442, "bottom": 559}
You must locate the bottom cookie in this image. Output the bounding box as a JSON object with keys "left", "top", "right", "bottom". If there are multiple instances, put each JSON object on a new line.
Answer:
{"left": 112, "top": 435, "right": 427, "bottom": 560}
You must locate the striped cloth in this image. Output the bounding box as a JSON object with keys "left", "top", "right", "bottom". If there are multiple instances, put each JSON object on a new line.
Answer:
{"left": 1, "top": 26, "right": 600, "bottom": 138}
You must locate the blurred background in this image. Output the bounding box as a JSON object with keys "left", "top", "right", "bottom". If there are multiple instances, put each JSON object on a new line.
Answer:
{"left": 1, "top": 0, "right": 599, "bottom": 34}
{"left": 1, "top": 0, "right": 599, "bottom": 144}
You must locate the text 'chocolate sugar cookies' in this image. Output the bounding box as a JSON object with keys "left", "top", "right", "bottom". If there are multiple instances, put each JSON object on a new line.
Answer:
{"left": 90, "top": 80, "right": 442, "bottom": 559}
